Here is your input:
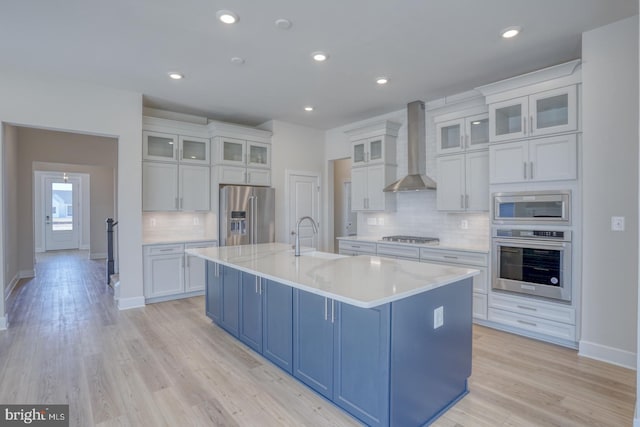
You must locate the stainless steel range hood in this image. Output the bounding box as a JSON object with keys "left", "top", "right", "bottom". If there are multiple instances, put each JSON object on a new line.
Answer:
{"left": 383, "top": 100, "right": 437, "bottom": 192}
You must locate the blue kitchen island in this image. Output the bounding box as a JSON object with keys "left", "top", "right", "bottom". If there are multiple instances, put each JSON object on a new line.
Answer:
{"left": 188, "top": 243, "right": 477, "bottom": 427}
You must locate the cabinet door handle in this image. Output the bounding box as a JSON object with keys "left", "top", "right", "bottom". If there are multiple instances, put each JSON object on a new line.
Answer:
{"left": 255, "top": 276, "right": 259, "bottom": 294}
{"left": 180, "top": 148, "right": 183, "bottom": 161}
{"left": 159, "top": 248, "right": 174, "bottom": 252}
{"left": 530, "top": 116, "right": 534, "bottom": 134}
{"left": 324, "top": 298, "right": 328, "bottom": 321}
{"left": 175, "top": 197, "right": 179, "bottom": 209}
{"left": 517, "top": 305, "right": 538, "bottom": 311}
{"left": 523, "top": 116, "right": 527, "bottom": 134}
{"left": 465, "top": 194, "right": 469, "bottom": 209}
{"left": 530, "top": 162, "right": 534, "bottom": 180}
{"left": 517, "top": 319, "right": 537, "bottom": 327}
{"left": 460, "top": 135, "right": 464, "bottom": 148}
{"left": 259, "top": 277, "right": 262, "bottom": 295}
{"left": 180, "top": 198, "right": 183, "bottom": 209}
{"left": 352, "top": 245, "right": 360, "bottom": 249}
{"left": 443, "top": 255, "right": 458, "bottom": 259}
{"left": 186, "top": 255, "right": 190, "bottom": 267}
{"left": 466, "top": 134, "right": 469, "bottom": 148}
{"left": 460, "top": 195, "right": 464, "bottom": 209}
{"left": 331, "top": 300, "right": 335, "bottom": 323}
{"left": 523, "top": 162, "right": 527, "bottom": 179}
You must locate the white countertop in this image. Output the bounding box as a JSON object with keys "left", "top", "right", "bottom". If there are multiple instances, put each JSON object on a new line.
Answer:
{"left": 187, "top": 243, "right": 478, "bottom": 309}
{"left": 337, "top": 236, "right": 489, "bottom": 253}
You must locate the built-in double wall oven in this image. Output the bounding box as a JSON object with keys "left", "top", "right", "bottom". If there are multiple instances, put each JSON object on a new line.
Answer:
{"left": 492, "top": 190, "right": 573, "bottom": 302}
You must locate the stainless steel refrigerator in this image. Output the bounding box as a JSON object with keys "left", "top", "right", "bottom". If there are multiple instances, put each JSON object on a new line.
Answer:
{"left": 219, "top": 185, "right": 275, "bottom": 246}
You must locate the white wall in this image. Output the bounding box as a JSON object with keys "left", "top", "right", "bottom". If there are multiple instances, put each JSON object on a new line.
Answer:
{"left": 1, "top": 124, "right": 18, "bottom": 327}
{"left": 0, "top": 70, "right": 143, "bottom": 317}
{"left": 581, "top": 15, "right": 639, "bottom": 368}
{"left": 259, "top": 120, "right": 326, "bottom": 248}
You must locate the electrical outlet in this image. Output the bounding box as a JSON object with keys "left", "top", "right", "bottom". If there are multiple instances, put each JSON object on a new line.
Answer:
{"left": 434, "top": 306, "right": 444, "bottom": 329}
{"left": 377, "top": 217, "right": 385, "bottom": 226}
{"left": 460, "top": 220, "right": 468, "bottom": 230}
{"left": 367, "top": 217, "right": 377, "bottom": 226}
{"left": 150, "top": 218, "right": 156, "bottom": 227}
{"left": 611, "top": 216, "right": 625, "bottom": 231}
{"left": 193, "top": 216, "right": 200, "bottom": 225}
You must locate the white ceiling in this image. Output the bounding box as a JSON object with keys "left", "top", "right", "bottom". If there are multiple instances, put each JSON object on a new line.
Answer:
{"left": 1, "top": 1, "right": 637, "bottom": 129}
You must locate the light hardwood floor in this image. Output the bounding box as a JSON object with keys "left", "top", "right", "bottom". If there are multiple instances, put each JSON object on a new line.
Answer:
{"left": 0, "top": 251, "right": 635, "bottom": 426}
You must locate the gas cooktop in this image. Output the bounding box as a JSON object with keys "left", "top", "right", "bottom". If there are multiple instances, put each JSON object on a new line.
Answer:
{"left": 381, "top": 235, "right": 440, "bottom": 245}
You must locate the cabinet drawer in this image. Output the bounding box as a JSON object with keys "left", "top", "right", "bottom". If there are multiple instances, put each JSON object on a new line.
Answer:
{"left": 376, "top": 244, "right": 420, "bottom": 260}
{"left": 473, "top": 293, "right": 487, "bottom": 320}
{"left": 488, "top": 308, "right": 576, "bottom": 341}
{"left": 338, "top": 240, "right": 376, "bottom": 254}
{"left": 419, "top": 248, "right": 488, "bottom": 266}
{"left": 489, "top": 293, "right": 575, "bottom": 325}
{"left": 144, "top": 244, "right": 184, "bottom": 255}
{"left": 185, "top": 241, "right": 218, "bottom": 250}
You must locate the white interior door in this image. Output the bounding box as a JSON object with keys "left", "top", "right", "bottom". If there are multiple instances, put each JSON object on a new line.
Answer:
{"left": 343, "top": 181, "right": 357, "bottom": 236}
{"left": 288, "top": 171, "right": 320, "bottom": 249}
{"left": 45, "top": 176, "right": 80, "bottom": 251}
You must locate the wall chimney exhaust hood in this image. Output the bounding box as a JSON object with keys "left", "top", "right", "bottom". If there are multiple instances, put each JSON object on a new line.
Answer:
{"left": 383, "top": 100, "right": 436, "bottom": 192}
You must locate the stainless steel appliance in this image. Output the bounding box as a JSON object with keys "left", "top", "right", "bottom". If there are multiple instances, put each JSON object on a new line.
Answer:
{"left": 493, "top": 190, "right": 571, "bottom": 225}
{"left": 492, "top": 229, "right": 572, "bottom": 302}
{"left": 219, "top": 185, "right": 275, "bottom": 246}
{"left": 381, "top": 235, "right": 439, "bottom": 245}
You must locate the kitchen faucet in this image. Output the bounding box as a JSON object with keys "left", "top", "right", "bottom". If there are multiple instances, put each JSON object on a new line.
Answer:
{"left": 294, "top": 216, "right": 318, "bottom": 256}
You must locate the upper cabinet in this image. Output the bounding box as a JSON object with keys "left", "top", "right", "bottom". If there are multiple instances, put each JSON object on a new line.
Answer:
{"left": 215, "top": 137, "right": 271, "bottom": 169}
{"left": 143, "top": 131, "right": 178, "bottom": 162}
{"left": 179, "top": 135, "right": 210, "bottom": 165}
{"left": 489, "top": 85, "right": 578, "bottom": 143}
{"left": 436, "top": 113, "right": 489, "bottom": 155}
{"left": 345, "top": 120, "right": 401, "bottom": 212}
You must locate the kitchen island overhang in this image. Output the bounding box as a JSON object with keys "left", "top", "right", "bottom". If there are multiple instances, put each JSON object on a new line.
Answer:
{"left": 187, "top": 243, "right": 479, "bottom": 427}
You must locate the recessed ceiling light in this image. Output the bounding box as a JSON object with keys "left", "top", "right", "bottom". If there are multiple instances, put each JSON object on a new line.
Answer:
{"left": 376, "top": 77, "right": 388, "bottom": 85}
{"left": 312, "top": 51, "right": 328, "bottom": 62}
{"left": 216, "top": 10, "right": 238, "bottom": 24}
{"left": 168, "top": 72, "right": 184, "bottom": 80}
{"left": 304, "top": 106, "right": 314, "bottom": 112}
{"left": 275, "top": 18, "right": 292, "bottom": 30}
{"left": 501, "top": 26, "right": 521, "bottom": 39}
{"left": 230, "top": 57, "right": 245, "bottom": 65}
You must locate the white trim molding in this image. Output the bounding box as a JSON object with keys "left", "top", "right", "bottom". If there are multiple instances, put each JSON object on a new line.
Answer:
{"left": 634, "top": 405, "right": 639, "bottom": 427}
{"left": 5, "top": 274, "right": 20, "bottom": 300}
{"left": 19, "top": 270, "right": 35, "bottom": 279}
{"left": 90, "top": 252, "right": 107, "bottom": 260}
{"left": 579, "top": 340, "right": 637, "bottom": 370}
{"left": 117, "top": 296, "right": 145, "bottom": 310}
{"left": 0, "top": 315, "right": 7, "bottom": 330}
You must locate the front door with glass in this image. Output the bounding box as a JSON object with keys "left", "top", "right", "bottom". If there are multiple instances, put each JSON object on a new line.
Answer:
{"left": 44, "top": 176, "right": 80, "bottom": 251}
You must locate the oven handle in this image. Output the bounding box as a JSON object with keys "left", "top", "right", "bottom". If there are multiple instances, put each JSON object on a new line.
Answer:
{"left": 493, "top": 238, "right": 571, "bottom": 249}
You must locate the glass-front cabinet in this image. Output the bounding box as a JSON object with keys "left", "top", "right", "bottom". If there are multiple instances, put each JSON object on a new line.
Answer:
{"left": 436, "top": 113, "right": 489, "bottom": 155}
{"left": 217, "top": 137, "right": 271, "bottom": 168}
{"left": 489, "top": 85, "right": 577, "bottom": 143}
{"left": 143, "top": 131, "right": 177, "bottom": 161}
{"left": 247, "top": 141, "right": 270, "bottom": 168}
{"left": 179, "top": 135, "right": 210, "bottom": 165}
{"left": 351, "top": 137, "right": 387, "bottom": 166}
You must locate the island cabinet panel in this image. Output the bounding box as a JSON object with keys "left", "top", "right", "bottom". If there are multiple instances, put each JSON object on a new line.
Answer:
{"left": 239, "top": 272, "right": 263, "bottom": 352}
{"left": 293, "top": 290, "right": 335, "bottom": 399}
{"left": 333, "top": 303, "right": 391, "bottom": 427}
{"left": 219, "top": 266, "right": 240, "bottom": 337}
{"left": 262, "top": 279, "right": 293, "bottom": 374}
{"left": 390, "top": 277, "right": 472, "bottom": 426}
{"left": 205, "top": 262, "right": 221, "bottom": 322}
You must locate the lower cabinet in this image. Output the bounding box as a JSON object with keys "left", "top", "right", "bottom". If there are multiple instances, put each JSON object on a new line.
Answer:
{"left": 205, "top": 262, "right": 221, "bottom": 322}
{"left": 143, "top": 240, "right": 217, "bottom": 302}
{"left": 262, "top": 279, "right": 294, "bottom": 373}
{"left": 239, "top": 272, "right": 263, "bottom": 352}
{"left": 219, "top": 265, "right": 240, "bottom": 336}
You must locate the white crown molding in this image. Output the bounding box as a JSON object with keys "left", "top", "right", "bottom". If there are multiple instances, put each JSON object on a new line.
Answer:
{"left": 143, "top": 116, "right": 210, "bottom": 137}
{"left": 344, "top": 119, "right": 402, "bottom": 140}
{"left": 207, "top": 120, "right": 273, "bottom": 141}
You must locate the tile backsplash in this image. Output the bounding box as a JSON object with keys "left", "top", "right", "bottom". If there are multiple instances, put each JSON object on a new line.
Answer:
{"left": 357, "top": 191, "right": 490, "bottom": 248}
{"left": 143, "top": 212, "right": 217, "bottom": 241}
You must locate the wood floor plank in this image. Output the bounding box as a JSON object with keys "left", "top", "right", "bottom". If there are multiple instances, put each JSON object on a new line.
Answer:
{"left": 0, "top": 250, "right": 635, "bottom": 427}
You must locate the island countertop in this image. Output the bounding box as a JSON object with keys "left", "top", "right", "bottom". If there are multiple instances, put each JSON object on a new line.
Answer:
{"left": 187, "top": 243, "right": 478, "bottom": 308}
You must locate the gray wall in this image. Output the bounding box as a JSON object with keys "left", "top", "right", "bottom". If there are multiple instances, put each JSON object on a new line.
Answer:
{"left": 581, "top": 15, "right": 639, "bottom": 366}
{"left": 332, "top": 158, "right": 351, "bottom": 252}
{"left": 16, "top": 127, "right": 117, "bottom": 273}
{"left": 3, "top": 125, "right": 18, "bottom": 299}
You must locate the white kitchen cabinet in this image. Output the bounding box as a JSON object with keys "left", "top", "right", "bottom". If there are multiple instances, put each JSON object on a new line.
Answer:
{"left": 215, "top": 137, "right": 271, "bottom": 168}
{"left": 179, "top": 135, "right": 210, "bottom": 165}
{"left": 143, "top": 131, "right": 178, "bottom": 162}
{"left": 437, "top": 150, "right": 489, "bottom": 211}
{"left": 420, "top": 247, "right": 489, "bottom": 320}
{"left": 351, "top": 164, "right": 396, "bottom": 211}
{"left": 144, "top": 241, "right": 217, "bottom": 302}
{"left": 143, "top": 162, "right": 210, "bottom": 211}
{"left": 217, "top": 165, "right": 271, "bottom": 186}
{"left": 376, "top": 244, "right": 420, "bottom": 260}
{"left": 337, "top": 239, "right": 377, "bottom": 256}
{"left": 489, "top": 134, "right": 577, "bottom": 184}
{"left": 436, "top": 113, "right": 489, "bottom": 155}
{"left": 489, "top": 85, "right": 577, "bottom": 143}
{"left": 351, "top": 135, "right": 395, "bottom": 167}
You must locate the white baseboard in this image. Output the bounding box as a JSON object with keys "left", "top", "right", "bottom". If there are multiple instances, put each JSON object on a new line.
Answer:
{"left": 0, "top": 314, "right": 8, "bottom": 330}
{"left": 579, "top": 340, "right": 637, "bottom": 370}
{"left": 5, "top": 274, "right": 19, "bottom": 300}
{"left": 117, "top": 296, "right": 145, "bottom": 310}
{"left": 80, "top": 244, "right": 90, "bottom": 250}
{"left": 89, "top": 252, "right": 107, "bottom": 260}
{"left": 634, "top": 404, "right": 639, "bottom": 427}
{"left": 35, "top": 247, "right": 44, "bottom": 253}
{"left": 19, "top": 270, "right": 35, "bottom": 279}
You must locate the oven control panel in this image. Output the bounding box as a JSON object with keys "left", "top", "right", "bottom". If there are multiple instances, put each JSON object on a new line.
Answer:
{"left": 493, "top": 229, "right": 571, "bottom": 241}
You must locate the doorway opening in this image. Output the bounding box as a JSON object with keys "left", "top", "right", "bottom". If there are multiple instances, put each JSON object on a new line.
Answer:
{"left": 332, "top": 158, "right": 355, "bottom": 252}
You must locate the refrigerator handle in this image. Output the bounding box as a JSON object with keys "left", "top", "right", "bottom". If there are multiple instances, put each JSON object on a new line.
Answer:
{"left": 250, "top": 195, "right": 257, "bottom": 244}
